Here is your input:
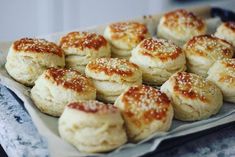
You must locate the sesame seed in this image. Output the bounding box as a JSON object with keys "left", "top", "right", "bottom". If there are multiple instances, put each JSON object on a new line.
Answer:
{"left": 173, "top": 72, "right": 220, "bottom": 102}
{"left": 163, "top": 9, "right": 205, "bottom": 33}
{"left": 87, "top": 58, "right": 140, "bottom": 77}
{"left": 186, "top": 35, "right": 233, "bottom": 59}
{"left": 45, "top": 68, "right": 95, "bottom": 93}
{"left": 13, "top": 38, "right": 63, "bottom": 57}
{"left": 59, "top": 32, "right": 107, "bottom": 51}
{"left": 109, "top": 22, "right": 148, "bottom": 42}
{"left": 122, "top": 85, "right": 170, "bottom": 121}
{"left": 68, "top": 100, "right": 118, "bottom": 113}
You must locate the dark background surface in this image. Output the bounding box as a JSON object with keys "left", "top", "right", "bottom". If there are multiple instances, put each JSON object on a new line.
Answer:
{"left": 0, "top": 145, "right": 7, "bottom": 157}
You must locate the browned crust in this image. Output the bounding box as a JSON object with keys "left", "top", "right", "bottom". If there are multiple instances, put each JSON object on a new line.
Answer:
{"left": 219, "top": 59, "right": 235, "bottom": 84}
{"left": 185, "top": 35, "right": 234, "bottom": 57}
{"left": 219, "top": 75, "right": 234, "bottom": 83}
{"left": 87, "top": 58, "right": 139, "bottom": 77}
{"left": 45, "top": 68, "right": 95, "bottom": 92}
{"left": 163, "top": 9, "right": 205, "bottom": 31}
{"left": 109, "top": 22, "right": 148, "bottom": 41}
{"left": 173, "top": 72, "right": 207, "bottom": 102}
{"left": 67, "top": 101, "right": 118, "bottom": 113}
{"left": 13, "top": 38, "right": 63, "bottom": 57}
{"left": 139, "top": 38, "right": 182, "bottom": 61}
{"left": 121, "top": 85, "right": 171, "bottom": 127}
{"left": 59, "top": 32, "right": 108, "bottom": 50}
{"left": 224, "top": 22, "right": 235, "bottom": 31}
{"left": 221, "top": 58, "right": 235, "bottom": 68}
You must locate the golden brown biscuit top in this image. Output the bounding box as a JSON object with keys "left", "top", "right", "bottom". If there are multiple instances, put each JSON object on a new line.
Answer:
{"left": 185, "top": 35, "right": 234, "bottom": 58}
{"left": 224, "top": 22, "right": 235, "bottom": 31}
{"left": 219, "top": 59, "right": 235, "bottom": 84}
{"left": 121, "top": 85, "right": 171, "bottom": 126}
{"left": 221, "top": 58, "right": 235, "bottom": 68}
{"left": 13, "top": 38, "right": 63, "bottom": 57}
{"left": 172, "top": 72, "right": 213, "bottom": 102}
{"left": 45, "top": 68, "right": 95, "bottom": 93}
{"left": 163, "top": 9, "right": 205, "bottom": 31}
{"left": 109, "top": 21, "right": 148, "bottom": 41}
{"left": 67, "top": 101, "right": 118, "bottom": 114}
{"left": 87, "top": 58, "right": 140, "bottom": 77}
{"left": 59, "top": 32, "right": 108, "bottom": 51}
{"left": 139, "top": 38, "right": 182, "bottom": 61}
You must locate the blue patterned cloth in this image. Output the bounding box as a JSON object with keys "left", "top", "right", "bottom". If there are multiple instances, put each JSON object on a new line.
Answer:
{"left": 0, "top": 84, "right": 48, "bottom": 157}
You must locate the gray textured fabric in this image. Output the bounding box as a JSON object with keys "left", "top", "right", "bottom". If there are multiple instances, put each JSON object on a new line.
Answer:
{"left": 0, "top": 84, "right": 49, "bottom": 157}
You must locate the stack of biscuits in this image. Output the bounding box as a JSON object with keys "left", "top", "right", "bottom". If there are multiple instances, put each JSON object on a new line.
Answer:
{"left": 4, "top": 8, "right": 235, "bottom": 153}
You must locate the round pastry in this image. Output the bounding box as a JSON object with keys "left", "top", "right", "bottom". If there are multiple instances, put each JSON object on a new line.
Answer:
{"left": 114, "top": 85, "right": 173, "bottom": 142}
{"left": 183, "top": 35, "right": 234, "bottom": 77}
{"left": 157, "top": 9, "right": 206, "bottom": 47}
{"left": 59, "top": 32, "right": 111, "bottom": 74}
{"left": 5, "top": 38, "right": 65, "bottom": 86}
{"left": 215, "top": 22, "right": 235, "bottom": 47}
{"left": 207, "top": 58, "right": 235, "bottom": 103}
{"left": 58, "top": 100, "right": 127, "bottom": 153}
{"left": 104, "top": 21, "right": 150, "bottom": 58}
{"left": 130, "top": 38, "right": 186, "bottom": 85}
{"left": 31, "top": 68, "right": 96, "bottom": 116}
{"left": 161, "top": 72, "right": 223, "bottom": 121}
{"left": 85, "top": 58, "right": 142, "bottom": 103}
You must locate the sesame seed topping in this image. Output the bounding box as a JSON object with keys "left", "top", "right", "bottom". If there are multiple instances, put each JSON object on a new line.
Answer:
{"left": 221, "top": 58, "right": 235, "bottom": 68}
{"left": 87, "top": 58, "right": 140, "bottom": 77}
{"left": 13, "top": 38, "right": 64, "bottom": 57}
{"left": 45, "top": 68, "right": 95, "bottom": 93}
{"left": 173, "top": 72, "right": 215, "bottom": 102}
{"left": 219, "top": 58, "right": 235, "bottom": 84}
{"left": 163, "top": 9, "right": 205, "bottom": 33}
{"left": 68, "top": 100, "right": 118, "bottom": 113}
{"left": 59, "top": 32, "right": 108, "bottom": 51}
{"left": 109, "top": 21, "right": 149, "bottom": 42}
{"left": 140, "top": 38, "right": 182, "bottom": 60}
{"left": 185, "top": 35, "right": 234, "bottom": 58}
{"left": 122, "top": 85, "right": 170, "bottom": 124}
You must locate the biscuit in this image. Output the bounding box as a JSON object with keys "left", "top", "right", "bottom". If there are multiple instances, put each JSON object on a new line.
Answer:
{"left": 31, "top": 68, "right": 96, "bottom": 116}
{"left": 207, "top": 58, "right": 235, "bottom": 103}
{"left": 130, "top": 38, "right": 186, "bottom": 85}
{"left": 183, "top": 35, "right": 234, "bottom": 77}
{"left": 104, "top": 22, "right": 150, "bottom": 58}
{"left": 215, "top": 22, "right": 235, "bottom": 47}
{"left": 5, "top": 38, "right": 65, "bottom": 86}
{"left": 58, "top": 100, "right": 127, "bottom": 153}
{"left": 85, "top": 58, "right": 142, "bottom": 103}
{"left": 59, "top": 32, "right": 111, "bottom": 74}
{"left": 157, "top": 9, "right": 206, "bottom": 46}
{"left": 115, "top": 85, "right": 173, "bottom": 142}
{"left": 161, "top": 72, "right": 223, "bottom": 121}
